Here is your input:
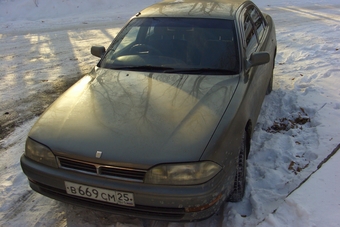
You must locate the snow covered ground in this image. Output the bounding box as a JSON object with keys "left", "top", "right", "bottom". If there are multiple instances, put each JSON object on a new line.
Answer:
{"left": 0, "top": 0, "right": 339, "bottom": 226}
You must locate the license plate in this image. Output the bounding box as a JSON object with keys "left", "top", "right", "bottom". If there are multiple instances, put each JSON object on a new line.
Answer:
{"left": 65, "top": 181, "right": 134, "bottom": 206}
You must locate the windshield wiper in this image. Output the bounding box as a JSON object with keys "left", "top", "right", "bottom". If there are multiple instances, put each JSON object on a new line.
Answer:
{"left": 164, "top": 68, "right": 238, "bottom": 75}
{"left": 109, "top": 65, "right": 174, "bottom": 72}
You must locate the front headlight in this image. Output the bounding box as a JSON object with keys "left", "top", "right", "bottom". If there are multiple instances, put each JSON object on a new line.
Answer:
{"left": 25, "top": 138, "right": 58, "bottom": 168}
{"left": 144, "top": 161, "right": 221, "bottom": 185}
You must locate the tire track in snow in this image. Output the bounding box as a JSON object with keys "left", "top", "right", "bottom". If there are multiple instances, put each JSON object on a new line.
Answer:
{"left": 256, "top": 143, "right": 340, "bottom": 226}
{"left": 1, "top": 190, "right": 35, "bottom": 224}
{"left": 286, "top": 143, "right": 340, "bottom": 197}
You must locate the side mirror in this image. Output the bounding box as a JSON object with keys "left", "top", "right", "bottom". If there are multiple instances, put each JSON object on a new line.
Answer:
{"left": 247, "top": 52, "right": 270, "bottom": 68}
{"left": 91, "top": 46, "right": 106, "bottom": 58}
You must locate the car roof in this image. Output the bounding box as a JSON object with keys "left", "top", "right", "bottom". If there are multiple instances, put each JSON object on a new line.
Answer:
{"left": 138, "top": 0, "right": 250, "bottom": 20}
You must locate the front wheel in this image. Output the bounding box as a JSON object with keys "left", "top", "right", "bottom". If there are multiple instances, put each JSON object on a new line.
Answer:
{"left": 227, "top": 131, "right": 248, "bottom": 202}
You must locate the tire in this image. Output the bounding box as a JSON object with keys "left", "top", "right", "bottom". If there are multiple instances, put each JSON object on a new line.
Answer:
{"left": 227, "top": 131, "right": 248, "bottom": 202}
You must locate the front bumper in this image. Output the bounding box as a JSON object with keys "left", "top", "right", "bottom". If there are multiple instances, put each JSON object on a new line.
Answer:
{"left": 21, "top": 155, "right": 233, "bottom": 222}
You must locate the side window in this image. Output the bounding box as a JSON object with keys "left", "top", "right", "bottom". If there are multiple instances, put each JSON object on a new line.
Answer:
{"left": 145, "top": 26, "right": 155, "bottom": 39}
{"left": 243, "top": 9, "right": 257, "bottom": 57}
{"left": 244, "top": 14, "right": 255, "bottom": 46}
{"left": 113, "top": 26, "right": 140, "bottom": 53}
{"left": 251, "top": 7, "right": 265, "bottom": 40}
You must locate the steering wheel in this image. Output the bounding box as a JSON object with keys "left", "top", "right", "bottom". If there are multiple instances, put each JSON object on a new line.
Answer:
{"left": 130, "top": 44, "right": 162, "bottom": 55}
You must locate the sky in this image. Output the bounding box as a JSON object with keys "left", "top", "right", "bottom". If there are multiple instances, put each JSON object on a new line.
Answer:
{"left": 0, "top": 0, "right": 340, "bottom": 226}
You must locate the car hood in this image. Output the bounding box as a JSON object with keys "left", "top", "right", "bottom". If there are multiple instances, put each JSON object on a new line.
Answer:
{"left": 29, "top": 68, "right": 239, "bottom": 169}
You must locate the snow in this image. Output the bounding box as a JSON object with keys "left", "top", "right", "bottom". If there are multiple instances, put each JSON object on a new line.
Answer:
{"left": 1, "top": 0, "right": 340, "bottom": 226}
{"left": 258, "top": 145, "right": 340, "bottom": 227}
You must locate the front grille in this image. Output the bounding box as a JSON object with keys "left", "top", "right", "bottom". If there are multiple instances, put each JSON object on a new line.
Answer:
{"left": 59, "top": 158, "right": 97, "bottom": 173}
{"left": 57, "top": 157, "right": 146, "bottom": 182}
{"left": 100, "top": 166, "right": 146, "bottom": 180}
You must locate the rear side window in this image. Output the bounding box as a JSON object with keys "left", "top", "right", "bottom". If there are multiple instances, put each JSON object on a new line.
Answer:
{"left": 244, "top": 13, "right": 256, "bottom": 47}
{"left": 243, "top": 5, "right": 266, "bottom": 57}
{"left": 243, "top": 9, "right": 257, "bottom": 56}
{"left": 250, "top": 7, "right": 266, "bottom": 40}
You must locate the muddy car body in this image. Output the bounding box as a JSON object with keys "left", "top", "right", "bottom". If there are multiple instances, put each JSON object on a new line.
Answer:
{"left": 21, "top": 0, "right": 276, "bottom": 221}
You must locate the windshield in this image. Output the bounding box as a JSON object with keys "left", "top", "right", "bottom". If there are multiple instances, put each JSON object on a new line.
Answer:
{"left": 100, "top": 17, "right": 239, "bottom": 74}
